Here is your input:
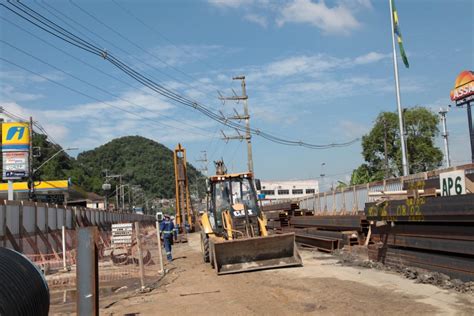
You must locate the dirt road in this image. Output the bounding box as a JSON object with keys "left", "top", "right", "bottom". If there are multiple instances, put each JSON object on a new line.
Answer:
{"left": 97, "top": 233, "right": 473, "bottom": 315}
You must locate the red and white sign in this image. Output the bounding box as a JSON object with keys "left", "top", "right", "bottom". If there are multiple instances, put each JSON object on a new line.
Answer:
{"left": 2, "top": 151, "right": 29, "bottom": 180}
{"left": 450, "top": 70, "right": 474, "bottom": 102}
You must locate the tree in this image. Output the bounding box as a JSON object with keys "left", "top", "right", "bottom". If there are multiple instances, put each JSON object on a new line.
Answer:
{"left": 350, "top": 107, "right": 443, "bottom": 185}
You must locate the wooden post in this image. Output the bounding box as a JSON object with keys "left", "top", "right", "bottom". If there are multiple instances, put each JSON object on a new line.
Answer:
{"left": 135, "top": 222, "right": 145, "bottom": 290}
{"left": 156, "top": 221, "right": 164, "bottom": 274}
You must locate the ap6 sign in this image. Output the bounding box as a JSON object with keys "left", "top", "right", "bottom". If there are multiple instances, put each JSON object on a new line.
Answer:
{"left": 439, "top": 170, "right": 466, "bottom": 196}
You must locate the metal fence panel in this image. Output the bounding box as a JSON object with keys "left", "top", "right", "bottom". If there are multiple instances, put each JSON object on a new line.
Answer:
{"left": 6, "top": 203, "right": 20, "bottom": 236}
{"left": 57, "top": 207, "right": 65, "bottom": 228}
{"left": 48, "top": 206, "right": 57, "bottom": 230}
{"left": 345, "top": 191, "right": 354, "bottom": 212}
{"left": 326, "top": 193, "right": 334, "bottom": 212}
{"left": 335, "top": 192, "right": 343, "bottom": 212}
{"left": 23, "top": 204, "right": 36, "bottom": 233}
{"left": 356, "top": 187, "right": 368, "bottom": 211}
{"left": 37, "top": 205, "right": 46, "bottom": 232}
{"left": 66, "top": 209, "right": 73, "bottom": 229}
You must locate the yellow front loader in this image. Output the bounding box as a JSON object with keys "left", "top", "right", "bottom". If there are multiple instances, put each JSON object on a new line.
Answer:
{"left": 200, "top": 170, "right": 302, "bottom": 275}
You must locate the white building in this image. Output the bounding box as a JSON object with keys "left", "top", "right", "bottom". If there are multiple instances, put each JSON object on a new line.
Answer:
{"left": 258, "top": 179, "right": 319, "bottom": 202}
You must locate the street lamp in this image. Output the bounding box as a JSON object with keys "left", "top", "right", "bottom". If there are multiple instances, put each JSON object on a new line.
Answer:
{"left": 319, "top": 162, "right": 326, "bottom": 192}
{"left": 29, "top": 147, "right": 79, "bottom": 201}
{"left": 33, "top": 147, "right": 79, "bottom": 173}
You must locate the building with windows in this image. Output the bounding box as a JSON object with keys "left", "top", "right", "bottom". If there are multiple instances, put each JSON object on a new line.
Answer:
{"left": 258, "top": 179, "right": 319, "bottom": 203}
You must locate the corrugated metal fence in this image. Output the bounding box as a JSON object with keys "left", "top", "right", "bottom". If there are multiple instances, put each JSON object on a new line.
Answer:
{"left": 0, "top": 199, "right": 154, "bottom": 254}
{"left": 296, "top": 164, "right": 474, "bottom": 214}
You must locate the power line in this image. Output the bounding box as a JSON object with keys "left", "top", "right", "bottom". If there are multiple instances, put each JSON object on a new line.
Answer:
{"left": 0, "top": 56, "right": 212, "bottom": 139}
{"left": 0, "top": 107, "right": 60, "bottom": 146}
{"left": 0, "top": 35, "right": 215, "bottom": 136}
{"left": 1, "top": 1, "right": 359, "bottom": 150}
{"left": 35, "top": 0, "right": 216, "bottom": 107}
{"left": 110, "top": 0, "right": 218, "bottom": 73}
{"left": 69, "top": 0, "right": 216, "bottom": 95}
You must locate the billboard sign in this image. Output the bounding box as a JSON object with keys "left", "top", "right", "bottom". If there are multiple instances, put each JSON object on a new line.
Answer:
{"left": 1, "top": 122, "right": 30, "bottom": 152}
{"left": 2, "top": 151, "right": 29, "bottom": 180}
{"left": 450, "top": 70, "right": 474, "bottom": 102}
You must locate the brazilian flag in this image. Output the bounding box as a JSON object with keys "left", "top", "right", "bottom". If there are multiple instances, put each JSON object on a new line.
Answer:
{"left": 391, "top": 0, "right": 409, "bottom": 68}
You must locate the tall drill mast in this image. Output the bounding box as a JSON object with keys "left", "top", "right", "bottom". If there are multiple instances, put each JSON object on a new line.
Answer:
{"left": 173, "top": 143, "right": 193, "bottom": 232}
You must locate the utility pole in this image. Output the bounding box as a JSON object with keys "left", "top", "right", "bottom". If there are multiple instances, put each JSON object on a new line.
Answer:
{"left": 219, "top": 76, "right": 254, "bottom": 174}
{"left": 195, "top": 150, "right": 208, "bottom": 198}
{"left": 196, "top": 150, "right": 208, "bottom": 176}
{"left": 383, "top": 118, "right": 390, "bottom": 178}
{"left": 106, "top": 174, "right": 122, "bottom": 211}
{"left": 439, "top": 108, "right": 451, "bottom": 168}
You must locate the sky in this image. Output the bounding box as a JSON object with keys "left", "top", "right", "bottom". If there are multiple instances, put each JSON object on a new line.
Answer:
{"left": 0, "top": 0, "right": 473, "bottom": 189}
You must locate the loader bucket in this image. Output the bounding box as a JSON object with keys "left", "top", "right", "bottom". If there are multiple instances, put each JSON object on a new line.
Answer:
{"left": 211, "top": 233, "right": 302, "bottom": 275}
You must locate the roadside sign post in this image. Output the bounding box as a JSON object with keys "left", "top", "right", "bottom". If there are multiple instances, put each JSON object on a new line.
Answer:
{"left": 2, "top": 122, "right": 31, "bottom": 201}
{"left": 450, "top": 70, "right": 474, "bottom": 162}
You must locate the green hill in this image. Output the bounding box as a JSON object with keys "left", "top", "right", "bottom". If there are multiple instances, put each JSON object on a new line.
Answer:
{"left": 30, "top": 135, "right": 204, "bottom": 199}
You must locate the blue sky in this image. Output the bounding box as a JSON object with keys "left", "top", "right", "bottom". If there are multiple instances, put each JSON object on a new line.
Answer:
{"left": 1, "top": 0, "right": 473, "bottom": 188}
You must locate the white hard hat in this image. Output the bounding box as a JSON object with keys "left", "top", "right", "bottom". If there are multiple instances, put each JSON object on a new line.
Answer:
{"left": 170, "top": 215, "right": 175, "bottom": 220}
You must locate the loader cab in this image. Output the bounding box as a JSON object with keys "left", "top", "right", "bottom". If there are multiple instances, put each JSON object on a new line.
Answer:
{"left": 208, "top": 173, "right": 260, "bottom": 233}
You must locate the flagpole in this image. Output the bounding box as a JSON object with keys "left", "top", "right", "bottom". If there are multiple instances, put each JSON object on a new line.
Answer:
{"left": 389, "top": 0, "right": 409, "bottom": 176}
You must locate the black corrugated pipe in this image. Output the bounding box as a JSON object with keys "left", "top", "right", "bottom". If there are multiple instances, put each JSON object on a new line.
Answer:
{"left": 0, "top": 247, "right": 50, "bottom": 316}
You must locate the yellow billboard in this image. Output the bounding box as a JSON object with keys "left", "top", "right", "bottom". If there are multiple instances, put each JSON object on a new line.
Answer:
{"left": 1, "top": 122, "right": 30, "bottom": 151}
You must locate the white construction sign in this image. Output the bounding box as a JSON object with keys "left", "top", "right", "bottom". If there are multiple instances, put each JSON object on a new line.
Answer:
{"left": 111, "top": 223, "right": 133, "bottom": 245}
{"left": 439, "top": 170, "right": 466, "bottom": 196}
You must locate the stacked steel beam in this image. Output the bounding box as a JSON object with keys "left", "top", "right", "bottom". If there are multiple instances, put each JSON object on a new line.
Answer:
{"left": 365, "top": 194, "right": 474, "bottom": 281}
{"left": 262, "top": 201, "right": 299, "bottom": 228}
{"left": 271, "top": 214, "right": 367, "bottom": 251}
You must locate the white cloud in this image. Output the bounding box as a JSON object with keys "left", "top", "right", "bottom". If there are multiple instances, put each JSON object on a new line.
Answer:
{"left": 243, "top": 13, "right": 268, "bottom": 28}
{"left": 1, "top": 85, "right": 44, "bottom": 102}
{"left": 0, "top": 70, "right": 65, "bottom": 84}
{"left": 208, "top": 0, "right": 254, "bottom": 9}
{"left": 276, "top": 0, "right": 360, "bottom": 34}
{"left": 142, "top": 44, "right": 222, "bottom": 68}
{"left": 336, "top": 120, "right": 369, "bottom": 138}
{"left": 1, "top": 87, "right": 217, "bottom": 152}
{"left": 353, "top": 52, "right": 390, "bottom": 65}
{"left": 0, "top": 102, "right": 70, "bottom": 142}
{"left": 245, "top": 51, "right": 389, "bottom": 81}
{"left": 337, "top": 0, "right": 372, "bottom": 10}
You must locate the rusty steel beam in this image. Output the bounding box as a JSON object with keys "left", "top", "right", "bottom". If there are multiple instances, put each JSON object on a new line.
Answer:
{"left": 372, "top": 234, "right": 474, "bottom": 256}
{"left": 372, "top": 223, "right": 474, "bottom": 241}
{"left": 290, "top": 215, "right": 364, "bottom": 231}
{"left": 365, "top": 194, "right": 474, "bottom": 222}
{"left": 380, "top": 247, "right": 474, "bottom": 282}
{"left": 262, "top": 202, "right": 299, "bottom": 212}
{"left": 295, "top": 233, "right": 340, "bottom": 252}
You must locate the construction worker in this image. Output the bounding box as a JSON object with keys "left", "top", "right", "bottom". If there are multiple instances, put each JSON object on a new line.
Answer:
{"left": 160, "top": 214, "right": 175, "bottom": 262}
{"left": 171, "top": 215, "right": 179, "bottom": 241}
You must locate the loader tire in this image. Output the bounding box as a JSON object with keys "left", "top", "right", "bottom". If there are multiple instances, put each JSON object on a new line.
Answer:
{"left": 201, "top": 232, "right": 210, "bottom": 263}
